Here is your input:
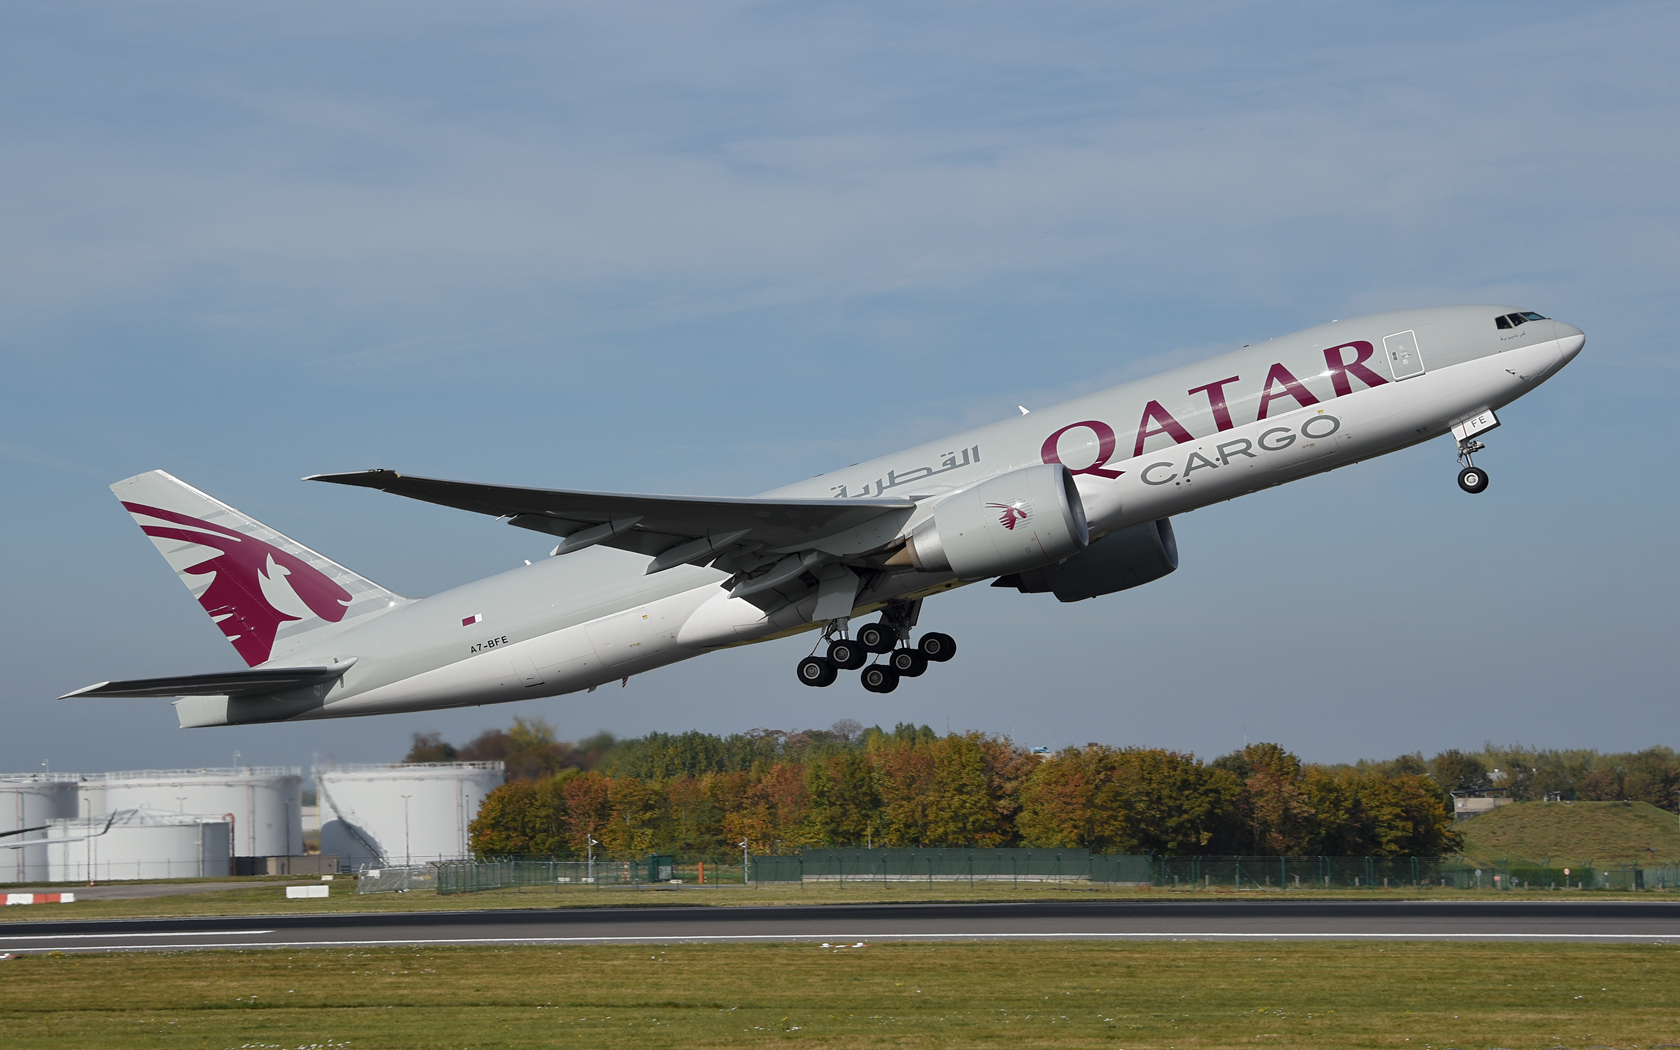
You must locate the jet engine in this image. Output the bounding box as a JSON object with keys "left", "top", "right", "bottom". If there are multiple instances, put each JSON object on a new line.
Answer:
{"left": 994, "top": 518, "right": 1178, "bottom": 602}
{"left": 897, "top": 463, "right": 1089, "bottom": 580}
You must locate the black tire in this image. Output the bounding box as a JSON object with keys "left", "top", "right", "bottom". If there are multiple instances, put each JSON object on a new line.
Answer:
{"left": 1457, "top": 466, "right": 1489, "bottom": 494}
{"left": 797, "top": 656, "right": 837, "bottom": 687}
{"left": 856, "top": 622, "right": 895, "bottom": 653}
{"left": 827, "top": 639, "right": 866, "bottom": 670}
{"left": 860, "top": 664, "right": 900, "bottom": 693}
{"left": 918, "top": 632, "right": 956, "bottom": 662}
{"left": 889, "top": 648, "right": 928, "bottom": 677}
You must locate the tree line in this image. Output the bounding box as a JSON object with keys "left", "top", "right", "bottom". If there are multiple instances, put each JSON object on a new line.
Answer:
{"left": 411, "top": 720, "right": 1506, "bottom": 859}
{"left": 409, "top": 720, "right": 1680, "bottom": 810}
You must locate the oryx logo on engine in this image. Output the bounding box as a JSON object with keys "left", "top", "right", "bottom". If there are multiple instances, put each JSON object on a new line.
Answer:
{"left": 987, "top": 501, "right": 1032, "bottom": 530}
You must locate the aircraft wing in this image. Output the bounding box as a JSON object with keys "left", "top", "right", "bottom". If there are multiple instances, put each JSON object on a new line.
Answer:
{"left": 307, "top": 469, "right": 917, "bottom": 572}
{"left": 61, "top": 665, "right": 351, "bottom": 700}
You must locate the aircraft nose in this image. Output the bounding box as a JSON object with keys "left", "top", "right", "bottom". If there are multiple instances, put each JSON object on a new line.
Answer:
{"left": 1552, "top": 319, "right": 1586, "bottom": 364}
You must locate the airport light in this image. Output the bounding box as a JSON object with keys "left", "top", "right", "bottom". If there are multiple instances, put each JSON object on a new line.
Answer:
{"left": 401, "top": 795, "right": 413, "bottom": 868}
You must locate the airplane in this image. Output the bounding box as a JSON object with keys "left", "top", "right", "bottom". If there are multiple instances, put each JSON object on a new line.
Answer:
{"left": 63, "top": 305, "right": 1584, "bottom": 727}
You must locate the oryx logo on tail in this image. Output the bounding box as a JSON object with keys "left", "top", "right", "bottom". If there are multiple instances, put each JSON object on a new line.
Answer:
{"left": 122, "top": 502, "right": 353, "bottom": 666}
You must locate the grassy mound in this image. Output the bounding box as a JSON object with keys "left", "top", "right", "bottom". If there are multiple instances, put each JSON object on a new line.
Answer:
{"left": 1457, "top": 799, "right": 1680, "bottom": 867}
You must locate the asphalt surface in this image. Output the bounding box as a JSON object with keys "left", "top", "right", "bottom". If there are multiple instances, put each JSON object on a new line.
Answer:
{"left": 3, "top": 900, "right": 1678, "bottom": 953}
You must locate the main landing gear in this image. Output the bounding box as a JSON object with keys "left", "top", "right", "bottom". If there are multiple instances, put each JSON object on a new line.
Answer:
{"left": 795, "top": 601, "right": 956, "bottom": 692}
{"left": 1456, "top": 436, "right": 1490, "bottom": 494}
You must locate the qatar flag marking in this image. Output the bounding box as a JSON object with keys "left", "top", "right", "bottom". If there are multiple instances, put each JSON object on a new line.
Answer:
{"left": 462, "top": 614, "right": 483, "bottom": 627}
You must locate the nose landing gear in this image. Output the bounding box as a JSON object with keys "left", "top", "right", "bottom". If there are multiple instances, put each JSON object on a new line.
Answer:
{"left": 791, "top": 599, "right": 958, "bottom": 690}
{"left": 1456, "top": 437, "right": 1489, "bottom": 494}
{"left": 1451, "top": 409, "right": 1502, "bottom": 494}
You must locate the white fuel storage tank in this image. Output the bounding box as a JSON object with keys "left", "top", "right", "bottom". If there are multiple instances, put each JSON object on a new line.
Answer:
{"left": 45, "top": 808, "right": 232, "bottom": 882}
{"left": 316, "top": 762, "right": 503, "bottom": 867}
{"left": 99, "top": 768, "right": 303, "bottom": 858}
{"left": 0, "top": 774, "right": 81, "bottom": 883}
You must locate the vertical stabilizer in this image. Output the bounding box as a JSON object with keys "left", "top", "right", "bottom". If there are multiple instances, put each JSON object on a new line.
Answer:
{"left": 111, "top": 471, "right": 409, "bottom": 666}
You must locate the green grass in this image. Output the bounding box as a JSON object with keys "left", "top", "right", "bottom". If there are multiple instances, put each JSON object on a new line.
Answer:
{"left": 1458, "top": 800, "right": 1680, "bottom": 868}
{"left": 0, "top": 875, "right": 1666, "bottom": 923}
{"left": 0, "top": 941, "right": 1675, "bottom": 1048}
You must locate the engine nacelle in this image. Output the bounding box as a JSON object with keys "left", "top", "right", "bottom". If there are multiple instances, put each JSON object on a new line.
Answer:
{"left": 994, "top": 518, "right": 1178, "bottom": 602}
{"left": 900, "top": 463, "right": 1089, "bottom": 580}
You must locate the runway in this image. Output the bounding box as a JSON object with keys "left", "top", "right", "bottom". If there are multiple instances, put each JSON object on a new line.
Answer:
{"left": 3, "top": 899, "right": 1678, "bottom": 953}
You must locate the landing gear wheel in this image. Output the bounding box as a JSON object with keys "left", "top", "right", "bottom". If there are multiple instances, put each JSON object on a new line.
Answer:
{"left": 918, "top": 632, "right": 956, "bottom": 662}
{"left": 860, "top": 664, "right": 900, "bottom": 693}
{"left": 855, "top": 622, "right": 895, "bottom": 653}
{"left": 1457, "top": 466, "right": 1489, "bottom": 494}
{"left": 797, "top": 656, "right": 837, "bottom": 687}
{"left": 889, "top": 649, "right": 928, "bottom": 677}
{"left": 827, "top": 638, "right": 866, "bottom": 670}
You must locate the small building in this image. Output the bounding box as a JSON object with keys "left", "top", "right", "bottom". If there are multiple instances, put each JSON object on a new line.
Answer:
{"left": 1452, "top": 789, "right": 1513, "bottom": 821}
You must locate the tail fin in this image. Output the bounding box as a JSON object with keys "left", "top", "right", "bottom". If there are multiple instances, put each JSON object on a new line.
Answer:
{"left": 111, "top": 471, "right": 409, "bottom": 667}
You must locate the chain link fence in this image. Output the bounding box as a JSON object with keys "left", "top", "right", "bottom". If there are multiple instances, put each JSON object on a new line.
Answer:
{"left": 435, "top": 858, "right": 649, "bottom": 894}
{"left": 425, "top": 851, "right": 1680, "bottom": 894}
{"left": 760, "top": 849, "right": 1150, "bottom": 885}
{"left": 355, "top": 865, "right": 436, "bottom": 894}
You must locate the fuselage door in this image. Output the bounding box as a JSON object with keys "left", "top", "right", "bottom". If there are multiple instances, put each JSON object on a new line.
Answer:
{"left": 1383, "top": 330, "right": 1425, "bottom": 380}
{"left": 511, "top": 654, "right": 545, "bottom": 688}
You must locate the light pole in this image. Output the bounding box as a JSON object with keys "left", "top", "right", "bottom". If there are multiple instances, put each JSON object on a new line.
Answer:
{"left": 400, "top": 795, "right": 413, "bottom": 868}
{"left": 740, "top": 838, "right": 750, "bottom": 887}
{"left": 175, "top": 796, "right": 188, "bottom": 814}
{"left": 83, "top": 796, "right": 93, "bottom": 887}
{"left": 587, "top": 836, "right": 598, "bottom": 883}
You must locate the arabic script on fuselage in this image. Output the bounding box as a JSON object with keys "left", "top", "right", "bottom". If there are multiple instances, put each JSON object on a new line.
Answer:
{"left": 830, "top": 445, "right": 981, "bottom": 499}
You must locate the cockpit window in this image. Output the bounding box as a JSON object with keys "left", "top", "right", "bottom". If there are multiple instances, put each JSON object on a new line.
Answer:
{"left": 1496, "top": 311, "right": 1548, "bottom": 330}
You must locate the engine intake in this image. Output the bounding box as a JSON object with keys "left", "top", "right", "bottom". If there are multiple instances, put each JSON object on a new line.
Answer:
{"left": 899, "top": 463, "right": 1088, "bottom": 580}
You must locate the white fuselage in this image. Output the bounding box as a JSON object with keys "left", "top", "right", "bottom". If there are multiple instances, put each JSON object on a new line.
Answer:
{"left": 175, "top": 305, "right": 1583, "bottom": 726}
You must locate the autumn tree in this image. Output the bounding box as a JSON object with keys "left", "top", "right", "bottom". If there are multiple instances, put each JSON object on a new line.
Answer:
{"left": 1016, "top": 751, "right": 1125, "bottom": 849}
{"left": 468, "top": 772, "right": 576, "bottom": 856}
{"left": 803, "top": 751, "right": 880, "bottom": 846}
{"left": 559, "top": 771, "right": 612, "bottom": 854}
{"left": 721, "top": 762, "right": 809, "bottom": 853}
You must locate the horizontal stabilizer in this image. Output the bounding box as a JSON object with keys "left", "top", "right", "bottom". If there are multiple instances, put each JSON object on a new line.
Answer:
{"left": 307, "top": 469, "right": 916, "bottom": 561}
{"left": 61, "top": 664, "right": 352, "bottom": 700}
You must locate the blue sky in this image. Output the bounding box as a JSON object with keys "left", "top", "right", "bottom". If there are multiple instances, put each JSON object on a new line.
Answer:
{"left": 2, "top": 1, "right": 1675, "bottom": 775}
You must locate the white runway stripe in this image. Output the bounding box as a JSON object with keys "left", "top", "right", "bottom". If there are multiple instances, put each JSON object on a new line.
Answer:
{"left": 0, "top": 929, "right": 273, "bottom": 941}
